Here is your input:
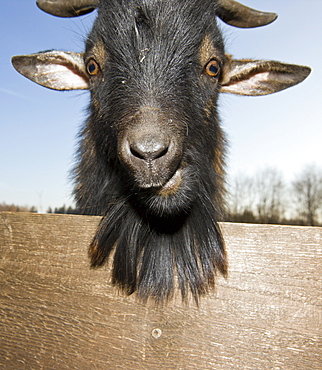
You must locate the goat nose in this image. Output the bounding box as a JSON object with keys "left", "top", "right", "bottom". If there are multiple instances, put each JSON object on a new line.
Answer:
{"left": 118, "top": 131, "right": 182, "bottom": 189}
{"left": 129, "top": 137, "right": 169, "bottom": 161}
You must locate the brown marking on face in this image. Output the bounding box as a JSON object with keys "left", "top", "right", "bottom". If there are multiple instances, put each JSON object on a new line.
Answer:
{"left": 220, "top": 54, "right": 234, "bottom": 86}
{"left": 212, "top": 132, "right": 226, "bottom": 186}
{"left": 91, "top": 97, "right": 100, "bottom": 110}
{"left": 86, "top": 38, "right": 107, "bottom": 72}
{"left": 199, "top": 34, "right": 225, "bottom": 67}
{"left": 157, "top": 169, "right": 183, "bottom": 197}
{"left": 204, "top": 98, "right": 214, "bottom": 120}
{"left": 213, "top": 148, "right": 224, "bottom": 180}
{"left": 199, "top": 34, "right": 217, "bottom": 67}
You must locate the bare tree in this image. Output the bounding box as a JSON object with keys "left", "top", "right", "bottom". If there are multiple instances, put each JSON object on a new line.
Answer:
{"left": 227, "top": 167, "right": 286, "bottom": 224}
{"left": 254, "top": 168, "right": 286, "bottom": 224}
{"left": 0, "top": 203, "right": 37, "bottom": 213}
{"left": 227, "top": 174, "right": 257, "bottom": 222}
{"left": 292, "top": 164, "right": 322, "bottom": 226}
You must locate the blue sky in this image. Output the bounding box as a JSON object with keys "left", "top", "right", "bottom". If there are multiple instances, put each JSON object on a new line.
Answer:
{"left": 1, "top": 0, "right": 321, "bottom": 212}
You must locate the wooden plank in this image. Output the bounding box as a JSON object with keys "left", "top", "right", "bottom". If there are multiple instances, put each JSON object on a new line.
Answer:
{"left": 0, "top": 212, "right": 321, "bottom": 369}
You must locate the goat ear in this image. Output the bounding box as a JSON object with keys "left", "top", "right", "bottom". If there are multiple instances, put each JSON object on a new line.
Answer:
{"left": 220, "top": 58, "right": 311, "bottom": 96}
{"left": 12, "top": 51, "right": 88, "bottom": 90}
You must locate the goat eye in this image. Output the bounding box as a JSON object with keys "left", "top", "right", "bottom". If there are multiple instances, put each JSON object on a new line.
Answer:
{"left": 86, "top": 59, "right": 100, "bottom": 76}
{"left": 205, "top": 59, "right": 220, "bottom": 78}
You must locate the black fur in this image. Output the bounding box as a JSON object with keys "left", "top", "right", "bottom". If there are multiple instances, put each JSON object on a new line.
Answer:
{"left": 74, "top": 0, "right": 228, "bottom": 303}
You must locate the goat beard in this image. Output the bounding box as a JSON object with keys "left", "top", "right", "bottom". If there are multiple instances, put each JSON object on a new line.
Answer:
{"left": 88, "top": 178, "right": 228, "bottom": 304}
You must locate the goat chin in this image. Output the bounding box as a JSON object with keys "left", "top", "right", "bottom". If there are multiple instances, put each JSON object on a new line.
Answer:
{"left": 89, "top": 176, "right": 227, "bottom": 304}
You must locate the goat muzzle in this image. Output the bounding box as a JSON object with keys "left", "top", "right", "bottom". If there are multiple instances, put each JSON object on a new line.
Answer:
{"left": 119, "top": 130, "right": 182, "bottom": 190}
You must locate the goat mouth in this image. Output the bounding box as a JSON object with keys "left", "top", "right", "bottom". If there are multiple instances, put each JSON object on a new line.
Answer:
{"left": 135, "top": 167, "right": 183, "bottom": 193}
{"left": 133, "top": 166, "right": 197, "bottom": 218}
{"left": 156, "top": 168, "right": 183, "bottom": 196}
{"left": 137, "top": 168, "right": 183, "bottom": 193}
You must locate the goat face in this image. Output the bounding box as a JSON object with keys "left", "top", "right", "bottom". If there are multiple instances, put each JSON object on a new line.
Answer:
{"left": 12, "top": 0, "right": 311, "bottom": 303}
{"left": 83, "top": 1, "right": 226, "bottom": 218}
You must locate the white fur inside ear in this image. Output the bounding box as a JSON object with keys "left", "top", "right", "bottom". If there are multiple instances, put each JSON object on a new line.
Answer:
{"left": 35, "top": 63, "right": 88, "bottom": 90}
{"left": 12, "top": 51, "right": 89, "bottom": 91}
{"left": 220, "top": 59, "right": 311, "bottom": 96}
{"left": 222, "top": 72, "right": 271, "bottom": 95}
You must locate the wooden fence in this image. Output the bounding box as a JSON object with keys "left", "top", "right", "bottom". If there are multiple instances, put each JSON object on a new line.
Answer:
{"left": 0, "top": 212, "right": 321, "bottom": 369}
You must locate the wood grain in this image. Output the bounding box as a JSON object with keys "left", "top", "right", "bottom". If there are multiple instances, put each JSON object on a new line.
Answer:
{"left": 0, "top": 212, "right": 321, "bottom": 369}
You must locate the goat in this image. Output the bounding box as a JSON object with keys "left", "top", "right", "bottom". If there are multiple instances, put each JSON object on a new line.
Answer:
{"left": 12, "top": 0, "right": 310, "bottom": 303}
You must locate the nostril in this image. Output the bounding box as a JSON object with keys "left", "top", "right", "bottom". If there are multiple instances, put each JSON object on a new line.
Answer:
{"left": 155, "top": 146, "right": 168, "bottom": 159}
{"left": 130, "top": 146, "right": 146, "bottom": 160}
{"left": 129, "top": 139, "right": 169, "bottom": 161}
